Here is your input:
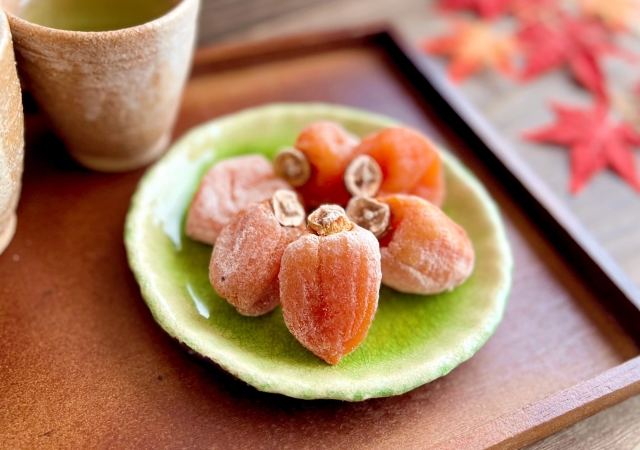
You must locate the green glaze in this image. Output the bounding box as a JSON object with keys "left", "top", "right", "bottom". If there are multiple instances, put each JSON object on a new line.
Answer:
{"left": 125, "top": 103, "right": 513, "bottom": 401}
{"left": 16, "top": 0, "right": 177, "bottom": 31}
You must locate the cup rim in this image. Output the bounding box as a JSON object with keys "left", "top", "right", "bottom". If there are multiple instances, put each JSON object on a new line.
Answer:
{"left": 2, "top": 0, "right": 197, "bottom": 38}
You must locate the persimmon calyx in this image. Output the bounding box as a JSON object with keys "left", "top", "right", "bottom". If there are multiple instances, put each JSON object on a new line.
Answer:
{"left": 308, "top": 205, "right": 354, "bottom": 236}
{"left": 346, "top": 197, "right": 390, "bottom": 238}
{"left": 271, "top": 190, "right": 306, "bottom": 227}
{"left": 274, "top": 148, "right": 311, "bottom": 187}
{"left": 344, "top": 155, "right": 383, "bottom": 197}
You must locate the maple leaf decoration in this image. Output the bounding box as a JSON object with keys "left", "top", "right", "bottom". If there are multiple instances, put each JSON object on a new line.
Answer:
{"left": 438, "top": 0, "right": 511, "bottom": 19}
{"left": 510, "top": 0, "right": 561, "bottom": 21}
{"left": 578, "top": 0, "right": 640, "bottom": 31}
{"left": 518, "top": 14, "right": 628, "bottom": 100}
{"left": 438, "top": 0, "right": 559, "bottom": 20}
{"left": 422, "top": 21, "right": 517, "bottom": 82}
{"left": 524, "top": 102, "right": 640, "bottom": 193}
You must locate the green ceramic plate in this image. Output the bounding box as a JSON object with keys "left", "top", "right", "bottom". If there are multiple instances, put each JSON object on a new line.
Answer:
{"left": 125, "top": 103, "right": 513, "bottom": 401}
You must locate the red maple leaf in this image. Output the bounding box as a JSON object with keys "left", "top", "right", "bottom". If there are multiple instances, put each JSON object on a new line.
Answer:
{"left": 421, "top": 20, "right": 517, "bottom": 82}
{"left": 438, "top": 0, "right": 558, "bottom": 19}
{"left": 518, "top": 14, "right": 625, "bottom": 100}
{"left": 524, "top": 102, "right": 640, "bottom": 193}
{"left": 438, "top": 0, "right": 511, "bottom": 19}
{"left": 510, "top": 0, "right": 561, "bottom": 21}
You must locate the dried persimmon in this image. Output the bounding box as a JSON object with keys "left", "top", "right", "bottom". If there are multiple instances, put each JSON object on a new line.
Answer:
{"left": 350, "top": 127, "right": 445, "bottom": 206}
{"left": 279, "top": 205, "right": 381, "bottom": 365}
{"left": 347, "top": 194, "right": 474, "bottom": 294}
{"left": 210, "top": 191, "right": 306, "bottom": 316}
{"left": 275, "top": 122, "right": 359, "bottom": 208}
{"left": 186, "top": 155, "right": 294, "bottom": 245}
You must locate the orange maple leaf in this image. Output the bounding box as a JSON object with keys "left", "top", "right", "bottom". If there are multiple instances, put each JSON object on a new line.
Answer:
{"left": 421, "top": 21, "right": 517, "bottom": 82}
{"left": 578, "top": 0, "right": 640, "bottom": 31}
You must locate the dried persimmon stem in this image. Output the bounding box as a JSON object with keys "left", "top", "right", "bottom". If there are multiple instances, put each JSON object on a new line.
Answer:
{"left": 307, "top": 205, "right": 354, "bottom": 236}
{"left": 344, "top": 155, "right": 383, "bottom": 198}
{"left": 346, "top": 197, "right": 390, "bottom": 238}
{"left": 271, "top": 190, "right": 305, "bottom": 227}
{"left": 273, "top": 148, "right": 311, "bottom": 187}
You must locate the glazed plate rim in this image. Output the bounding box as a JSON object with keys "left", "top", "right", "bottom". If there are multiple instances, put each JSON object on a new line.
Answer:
{"left": 125, "top": 102, "right": 513, "bottom": 401}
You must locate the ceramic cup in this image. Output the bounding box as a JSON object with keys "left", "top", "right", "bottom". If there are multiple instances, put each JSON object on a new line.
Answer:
{"left": 1, "top": 0, "right": 199, "bottom": 172}
{"left": 0, "top": 9, "right": 24, "bottom": 254}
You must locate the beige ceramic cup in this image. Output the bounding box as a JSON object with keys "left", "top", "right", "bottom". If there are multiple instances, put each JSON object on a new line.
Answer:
{"left": 1, "top": 0, "right": 199, "bottom": 172}
{"left": 0, "top": 9, "right": 23, "bottom": 254}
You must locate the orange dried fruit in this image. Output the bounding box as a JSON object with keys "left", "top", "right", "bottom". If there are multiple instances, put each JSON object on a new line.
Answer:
{"left": 279, "top": 205, "right": 382, "bottom": 365}
{"left": 186, "top": 155, "right": 294, "bottom": 245}
{"left": 352, "top": 127, "right": 445, "bottom": 206}
{"left": 347, "top": 194, "right": 474, "bottom": 295}
{"left": 210, "top": 190, "right": 306, "bottom": 316}
{"left": 275, "top": 122, "right": 359, "bottom": 208}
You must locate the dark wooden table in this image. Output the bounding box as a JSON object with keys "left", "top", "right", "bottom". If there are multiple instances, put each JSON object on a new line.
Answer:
{"left": 193, "top": 0, "right": 640, "bottom": 448}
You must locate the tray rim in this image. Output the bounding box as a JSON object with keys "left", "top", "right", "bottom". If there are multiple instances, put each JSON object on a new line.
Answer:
{"left": 382, "top": 29, "right": 640, "bottom": 329}
{"left": 185, "top": 24, "right": 640, "bottom": 449}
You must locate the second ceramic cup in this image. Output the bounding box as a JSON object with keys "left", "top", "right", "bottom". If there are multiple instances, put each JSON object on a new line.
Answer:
{"left": 2, "top": 0, "right": 200, "bottom": 172}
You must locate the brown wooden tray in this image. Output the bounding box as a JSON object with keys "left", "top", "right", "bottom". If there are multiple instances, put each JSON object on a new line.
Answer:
{"left": 1, "top": 26, "right": 639, "bottom": 449}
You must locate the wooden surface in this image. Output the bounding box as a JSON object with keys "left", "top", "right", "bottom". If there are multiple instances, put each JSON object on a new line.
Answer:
{"left": 1, "top": 35, "right": 639, "bottom": 449}
{"left": 196, "top": 2, "right": 640, "bottom": 448}
{"left": 524, "top": 394, "right": 640, "bottom": 450}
